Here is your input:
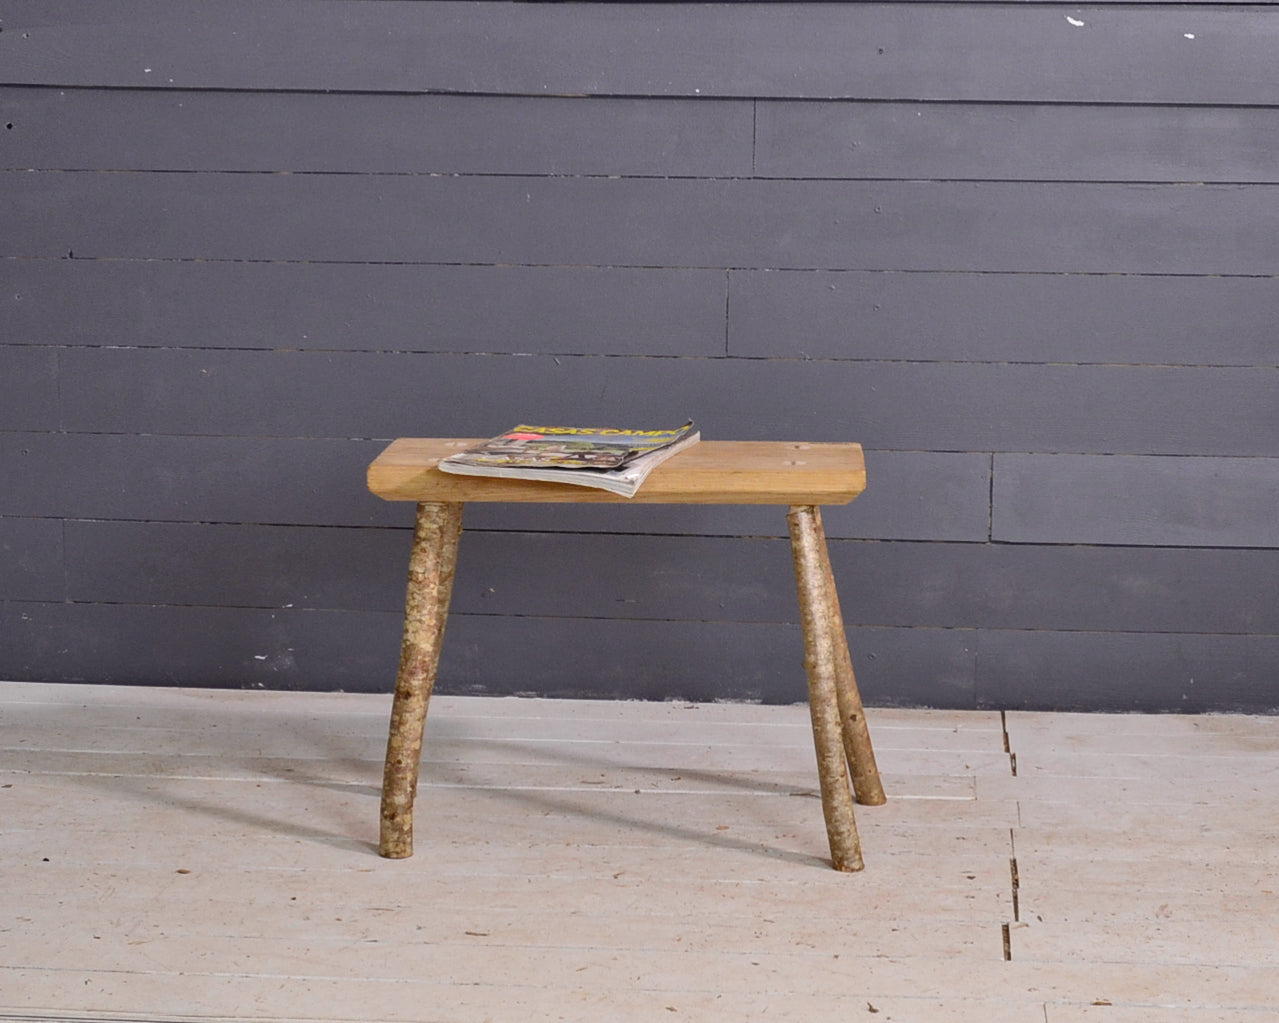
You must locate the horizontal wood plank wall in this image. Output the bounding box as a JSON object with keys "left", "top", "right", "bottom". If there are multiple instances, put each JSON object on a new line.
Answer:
{"left": 2, "top": 1, "right": 1277, "bottom": 712}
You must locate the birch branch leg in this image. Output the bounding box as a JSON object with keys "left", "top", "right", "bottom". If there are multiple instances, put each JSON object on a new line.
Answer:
{"left": 379, "top": 501, "right": 464, "bottom": 859}
{"left": 788, "top": 504, "right": 864, "bottom": 872}
{"left": 807, "top": 506, "right": 887, "bottom": 807}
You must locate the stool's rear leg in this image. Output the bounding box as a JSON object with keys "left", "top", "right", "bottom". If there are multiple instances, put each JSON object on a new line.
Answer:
{"left": 379, "top": 501, "right": 464, "bottom": 858}
{"left": 807, "top": 507, "right": 886, "bottom": 807}
{"left": 788, "top": 504, "right": 864, "bottom": 872}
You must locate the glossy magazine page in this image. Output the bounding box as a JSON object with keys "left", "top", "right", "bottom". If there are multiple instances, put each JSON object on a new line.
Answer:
{"left": 441, "top": 422, "right": 697, "bottom": 470}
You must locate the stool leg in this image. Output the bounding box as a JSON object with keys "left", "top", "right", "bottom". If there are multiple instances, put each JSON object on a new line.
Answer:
{"left": 788, "top": 504, "right": 864, "bottom": 872}
{"left": 379, "top": 501, "right": 464, "bottom": 858}
{"left": 807, "top": 507, "right": 886, "bottom": 807}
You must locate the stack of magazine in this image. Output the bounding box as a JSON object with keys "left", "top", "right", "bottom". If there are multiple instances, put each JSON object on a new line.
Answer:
{"left": 438, "top": 421, "right": 699, "bottom": 497}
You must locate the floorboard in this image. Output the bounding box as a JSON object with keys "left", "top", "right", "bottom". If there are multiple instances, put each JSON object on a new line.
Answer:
{"left": 2, "top": 683, "right": 1277, "bottom": 1021}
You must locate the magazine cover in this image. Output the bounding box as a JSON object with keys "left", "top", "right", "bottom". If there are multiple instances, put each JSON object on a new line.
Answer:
{"left": 437, "top": 421, "right": 700, "bottom": 497}
{"left": 442, "top": 422, "right": 697, "bottom": 470}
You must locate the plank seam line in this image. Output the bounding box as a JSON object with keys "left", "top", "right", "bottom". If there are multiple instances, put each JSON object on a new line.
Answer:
{"left": 1000, "top": 710, "right": 1018, "bottom": 777}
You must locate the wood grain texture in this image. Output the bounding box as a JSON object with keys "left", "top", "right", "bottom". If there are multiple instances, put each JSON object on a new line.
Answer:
{"left": 367, "top": 439, "right": 866, "bottom": 506}
{"left": 412, "top": 451, "right": 992, "bottom": 541}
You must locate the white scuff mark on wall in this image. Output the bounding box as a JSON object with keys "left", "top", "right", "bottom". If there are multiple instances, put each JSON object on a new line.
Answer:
{"left": 1066, "top": 16, "right": 1086, "bottom": 27}
{"left": 1184, "top": 33, "right": 1196, "bottom": 39}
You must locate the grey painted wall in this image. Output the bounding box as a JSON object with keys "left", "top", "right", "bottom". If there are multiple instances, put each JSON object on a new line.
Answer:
{"left": 2, "top": 1, "right": 1277, "bottom": 712}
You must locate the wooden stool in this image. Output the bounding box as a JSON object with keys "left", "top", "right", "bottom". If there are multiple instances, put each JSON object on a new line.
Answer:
{"left": 366, "top": 439, "right": 886, "bottom": 871}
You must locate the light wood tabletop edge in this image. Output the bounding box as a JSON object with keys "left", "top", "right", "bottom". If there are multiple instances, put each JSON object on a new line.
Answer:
{"left": 366, "top": 439, "right": 866, "bottom": 505}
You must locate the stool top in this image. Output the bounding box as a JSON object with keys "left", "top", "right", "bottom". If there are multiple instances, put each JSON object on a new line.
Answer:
{"left": 368, "top": 439, "right": 865, "bottom": 505}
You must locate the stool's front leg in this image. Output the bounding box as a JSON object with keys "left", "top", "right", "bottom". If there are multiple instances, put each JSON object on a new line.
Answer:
{"left": 788, "top": 504, "right": 864, "bottom": 872}
{"left": 379, "top": 501, "right": 464, "bottom": 858}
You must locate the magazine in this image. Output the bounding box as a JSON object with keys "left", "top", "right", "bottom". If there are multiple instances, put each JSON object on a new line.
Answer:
{"left": 438, "top": 421, "right": 700, "bottom": 497}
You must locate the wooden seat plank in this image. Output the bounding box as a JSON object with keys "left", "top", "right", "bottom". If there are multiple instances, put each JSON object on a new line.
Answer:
{"left": 367, "top": 439, "right": 865, "bottom": 505}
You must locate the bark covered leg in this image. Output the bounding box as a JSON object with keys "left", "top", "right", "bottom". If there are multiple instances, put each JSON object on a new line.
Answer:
{"left": 788, "top": 504, "right": 864, "bottom": 872}
{"left": 806, "top": 506, "right": 886, "bottom": 806}
{"left": 379, "top": 501, "right": 464, "bottom": 858}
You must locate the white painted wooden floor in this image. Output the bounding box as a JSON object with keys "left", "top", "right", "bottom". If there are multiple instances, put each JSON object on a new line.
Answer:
{"left": 2, "top": 681, "right": 1276, "bottom": 1023}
